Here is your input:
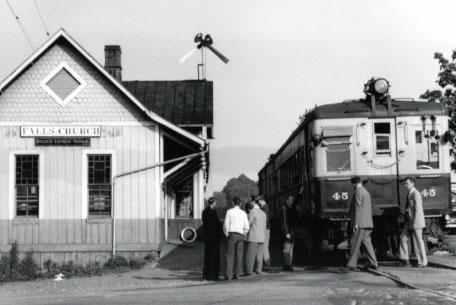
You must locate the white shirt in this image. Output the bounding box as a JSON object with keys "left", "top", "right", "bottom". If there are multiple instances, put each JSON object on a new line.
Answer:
{"left": 223, "top": 206, "right": 249, "bottom": 237}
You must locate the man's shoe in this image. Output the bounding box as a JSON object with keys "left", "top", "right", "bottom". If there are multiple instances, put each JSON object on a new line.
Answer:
{"left": 416, "top": 264, "right": 427, "bottom": 268}
{"left": 346, "top": 266, "right": 361, "bottom": 272}
{"left": 399, "top": 260, "right": 411, "bottom": 267}
{"left": 283, "top": 266, "right": 294, "bottom": 272}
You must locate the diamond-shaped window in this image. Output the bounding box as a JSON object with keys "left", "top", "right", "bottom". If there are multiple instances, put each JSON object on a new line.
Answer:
{"left": 41, "top": 63, "right": 85, "bottom": 106}
{"left": 46, "top": 68, "right": 81, "bottom": 100}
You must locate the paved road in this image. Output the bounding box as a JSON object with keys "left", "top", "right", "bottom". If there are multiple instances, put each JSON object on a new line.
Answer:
{"left": 2, "top": 266, "right": 456, "bottom": 305}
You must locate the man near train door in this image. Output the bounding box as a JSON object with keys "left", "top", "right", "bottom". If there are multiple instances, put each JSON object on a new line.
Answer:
{"left": 281, "top": 195, "right": 297, "bottom": 271}
{"left": 346, "top": 176, "right": 378, "bottom": 271}
{"left": 399, "top": 177, "right": 427, "bottom": 267}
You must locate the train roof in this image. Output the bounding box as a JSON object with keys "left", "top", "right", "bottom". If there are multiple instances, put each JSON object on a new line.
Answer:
{"left": 308, "top": 98, "right": 447, "bottom": 120}
{"left": 260, "top": 98, "right": 448, "bottom": 171}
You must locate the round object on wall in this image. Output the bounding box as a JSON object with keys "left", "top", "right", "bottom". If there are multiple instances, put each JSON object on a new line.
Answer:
{"left": 180, "top": 227, "right": 197, "bottom": 243}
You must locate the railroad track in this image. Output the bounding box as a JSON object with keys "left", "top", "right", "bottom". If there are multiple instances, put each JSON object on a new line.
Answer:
{"left": 366, "top": 267, "right": 456, "bottom": 302}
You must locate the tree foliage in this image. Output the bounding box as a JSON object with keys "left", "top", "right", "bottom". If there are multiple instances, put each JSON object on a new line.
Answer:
{"left": 421, "top": 51, "right": 456, "bottom": 126}
{"left": 222, "top": 174, "right": 258, "bottom": 204}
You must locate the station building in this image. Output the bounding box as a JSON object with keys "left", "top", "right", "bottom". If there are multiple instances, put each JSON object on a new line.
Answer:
{"left": 0, "top": 29, "right": 212, "bottom": 264}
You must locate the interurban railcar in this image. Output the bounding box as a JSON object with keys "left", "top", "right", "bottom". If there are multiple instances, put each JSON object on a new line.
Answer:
{"left": 258, "top": 78, "right": 452, "bottom": 255}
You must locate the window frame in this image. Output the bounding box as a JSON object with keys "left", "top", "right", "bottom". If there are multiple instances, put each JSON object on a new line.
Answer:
{"left": 9, "top": 151, "right": 45, "bottom": 219}
{"left": 82, "top": 150, "right": 116, "bottom": 219}
{"left": 40, "top": 62, "right": 86, "bottom": 107}
{"left": 325, "top": 141, "right": 352, "bottom": 173}
{"left": 373, "top": 122, "right": 392, "bottom": 156}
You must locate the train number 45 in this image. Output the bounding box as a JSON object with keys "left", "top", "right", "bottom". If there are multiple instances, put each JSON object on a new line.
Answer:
{"left": 332, "top": 192, "right": 349, "bottom": 201}
{"left": 421, "top": 188, "right": 436, "bottom": 198}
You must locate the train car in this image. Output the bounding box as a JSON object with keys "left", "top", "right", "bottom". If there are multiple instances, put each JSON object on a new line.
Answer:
{"left": 259, "top": 78, "right": 452, "bottom": 256}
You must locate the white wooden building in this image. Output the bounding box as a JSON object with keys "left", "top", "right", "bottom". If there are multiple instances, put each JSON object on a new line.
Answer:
{"left": 0, "top": 29, "right": 210, "bottom": 264}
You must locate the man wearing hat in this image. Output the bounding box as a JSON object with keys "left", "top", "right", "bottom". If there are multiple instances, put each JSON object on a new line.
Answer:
{"left": 202, "top": 197, "right": 222, "bottom": 280}
{"left": 346, "top": 176, "right": 378, "bottom": 270}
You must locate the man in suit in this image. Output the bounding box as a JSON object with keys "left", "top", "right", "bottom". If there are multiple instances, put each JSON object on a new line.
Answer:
{"left": 223, "top": 197, "right": 250, "bottom": 280}
{"left": 202, "top": 197, "right": 222, "bottom": 280}
{"left": 399, "top": 177, "right": 427, "bottom": 267}
{"left": 346, "top": 176, "right": 378, "bottom": 270}
{"left": 281, "top": 195, "right": 297, "bottom": 271}
{"left": 245, "top": 201, "right": 267, "bottom": 275}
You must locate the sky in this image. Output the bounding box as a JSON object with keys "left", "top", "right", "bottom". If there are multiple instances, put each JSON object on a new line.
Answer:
{"left": 1, "top": 0, "right": 456, "bottom": 192}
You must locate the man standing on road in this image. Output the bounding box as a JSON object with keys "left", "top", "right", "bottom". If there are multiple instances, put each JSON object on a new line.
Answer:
{"left": 245, "top": 201, "right": 267, "bottom": 275}
{"left": 399, "top": 177, "right": 427, "bottom": 267}
{"left": 258, "top": 196, "right": 271, "bottom": 267}
{"left": 223, "top": 197, "right": 250, "bottom": 280}
{"left": 346, "top": 176, "right": 378, "bottom": 271}
{"left": 202, "top": 197, "right": 222, "bottom": 281}
{"left": 281, "top": 195, "right": 297, "bottom": 271}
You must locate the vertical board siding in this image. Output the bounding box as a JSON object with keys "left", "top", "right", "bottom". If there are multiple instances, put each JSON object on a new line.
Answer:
{"left": 0, "top": 124, "right": 162, "bottom": 248}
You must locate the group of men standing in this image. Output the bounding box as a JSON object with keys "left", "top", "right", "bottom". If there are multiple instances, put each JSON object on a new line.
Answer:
{"left": 202, "top": 196, "right": 271, "bottom": 281}
{"left": 202, "top": 174, "right": 428, "bottom": 279}
{"left": 346, "top": 176, "right": 427, "bottom": 270}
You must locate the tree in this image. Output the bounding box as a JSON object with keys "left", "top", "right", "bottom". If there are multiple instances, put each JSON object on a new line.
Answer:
{"left": 421, "top": 51, "right": 456, "bottom": 128}
{"left": 221, "top": 174, "right": 258, "bottom": 204}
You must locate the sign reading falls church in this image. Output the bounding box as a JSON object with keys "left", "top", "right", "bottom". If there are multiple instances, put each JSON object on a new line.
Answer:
{"left": 20, "top": 126, "right": 101, "bottom": 138}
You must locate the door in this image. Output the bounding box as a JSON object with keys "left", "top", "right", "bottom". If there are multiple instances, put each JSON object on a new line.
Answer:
{"left": 365, "top": 119, "right": 398, "bottom": 210}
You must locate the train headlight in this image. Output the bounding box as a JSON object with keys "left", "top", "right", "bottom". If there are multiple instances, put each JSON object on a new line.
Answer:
{"left": 373, "top": 78, "right": 390, "bottom": 95}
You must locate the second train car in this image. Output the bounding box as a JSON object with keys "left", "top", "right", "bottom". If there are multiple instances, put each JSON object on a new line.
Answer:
{"left": 258, "top": 78, "right": 452, "bottom": 257}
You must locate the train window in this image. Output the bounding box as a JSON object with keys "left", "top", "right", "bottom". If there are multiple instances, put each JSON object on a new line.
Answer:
{"left": 374, "top": 123, "right": 391, "bottom": 155}
{"left": 416, "top": 130, "right": 439, "bottom": 169}
{"left": 326, "top": 142, "right": 351, "bottom": 172}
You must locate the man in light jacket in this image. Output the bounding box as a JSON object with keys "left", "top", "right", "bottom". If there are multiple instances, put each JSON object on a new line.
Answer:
{"left": 245, "top": 201, "right": 267, "bottom": 275}
{"left": 223, "top": 197, "right": 249, "bottom": 280}
{"left": 258, "top": 197, "right": 271, "bottom": 267}
{"left": 399, "top": 177, "right": 427, "bottom": 267}
{"left": 346, "top": 176, "right": 378, "bottom": 270}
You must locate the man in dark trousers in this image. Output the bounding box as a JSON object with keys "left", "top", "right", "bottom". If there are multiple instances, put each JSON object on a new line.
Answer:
{"left": 223, "top": 197, "right": 249, "bottom": 280}
{"left": 346, "top": 176, "right": 378, "bottom": 270}
{"left": 281, "top": 195, "right": 297, "bottom": 271}
{"left": 202, "top": 197, "right": 222, "bottom": 281}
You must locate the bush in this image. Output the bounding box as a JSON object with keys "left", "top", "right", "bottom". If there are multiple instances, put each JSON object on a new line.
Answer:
{"left": 0, "top": 255, "right": 10, "bottom": 281}
{"left": 84, "top": 262, "right": 102, "bottom": 276}
{"left": 129, "top": 257, "right": 146, "bottom": 270}
{"left": 104, "top": 255, "right": 129, "bottom": 269}
{"left": 18, "top": 252, "right": 39, "bottom": 280}
{"left": 9, "top": 242, "right": 19, "bottom": 280}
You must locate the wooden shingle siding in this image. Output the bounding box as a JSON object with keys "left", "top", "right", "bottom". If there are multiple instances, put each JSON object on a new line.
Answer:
{"left": 0, "top": 40, "right": 149, "bottom": 123}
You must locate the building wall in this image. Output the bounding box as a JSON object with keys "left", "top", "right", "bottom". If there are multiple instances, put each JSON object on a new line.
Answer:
{"left": 0, "top": 40, "right": 164, "bottom": 263}
{"left": 0, "top": 124, "right": 163, "bottom": 263}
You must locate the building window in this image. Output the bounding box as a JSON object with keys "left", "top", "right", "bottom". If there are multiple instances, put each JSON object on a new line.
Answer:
{"left": 416, "top": 131, "right": 439, "bottom": 169}
{"left": 175, "top": 177, "right": 193, "bottom": 218}
{"left": 46, "top": 68, "right": 81, "bottom": 101}
{"left": 16, "top": 155, "right": 39, "bottom": 217}
{"left": 326, "top": 143, "right": 351, "bottom": 172}
{"left": 88, "top": 154, "right": 112, "bottom": 216}
{"left": 41, "top": 63, "right": 85, "bottom": 106}
{"left": 374, "top": 123, "right": 391, "bottom": 155}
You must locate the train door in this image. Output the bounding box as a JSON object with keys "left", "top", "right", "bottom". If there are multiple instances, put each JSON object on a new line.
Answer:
{"left": 397, "top": 116, "right": 448, "bottom": 216}
{"left": 365, "top": 118, "right": 399, "bottom": 211}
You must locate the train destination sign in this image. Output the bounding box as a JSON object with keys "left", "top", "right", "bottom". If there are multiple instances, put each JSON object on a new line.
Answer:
{"left": 21, "top": 126, "right": 101, "bottom": 138}
{"left": 35, "top": 137, "right": 91, "bottom": 146}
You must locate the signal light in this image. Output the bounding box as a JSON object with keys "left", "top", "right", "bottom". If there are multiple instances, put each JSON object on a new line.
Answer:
{"left": 373, "top": 78, "right": 390, "bottom": 95}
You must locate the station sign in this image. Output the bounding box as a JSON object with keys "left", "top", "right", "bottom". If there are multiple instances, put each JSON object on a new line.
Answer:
{"left": 20, "top": 126, "right": 101, "bottom": 138}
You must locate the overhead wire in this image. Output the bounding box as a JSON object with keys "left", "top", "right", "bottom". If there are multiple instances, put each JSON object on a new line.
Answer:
{"left": 33, "top": 0, "right": 50, "bottom": 36}
{"left": 5, "top": 0, "right": 34, "bottom": 50}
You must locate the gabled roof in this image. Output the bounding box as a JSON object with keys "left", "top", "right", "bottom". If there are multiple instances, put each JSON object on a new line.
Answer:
{"left": 0, "top": 28, "right": 205, "bottom": 146}
{"left": 123, "top": 80, "right": 213, "bottom": 126}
